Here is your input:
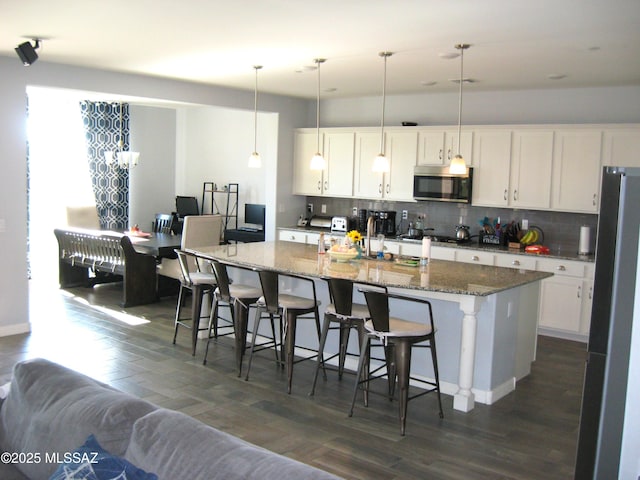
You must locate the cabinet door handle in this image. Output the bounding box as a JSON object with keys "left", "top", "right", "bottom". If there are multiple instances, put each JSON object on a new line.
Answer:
{"left": 379, "top": 183, "right": 383, "bottom": 193}
{"left": 471, "top": 255, "right": 479, "bottom": 261}
{"left": 513, "top": 189, "right": 518, "bottom": 201}
{"left": 447, "top": 149, "right": 452, "bottom": 161}
{"left": 439, "top": 149, "right": 443, "bottom": 161}
{"left": 324, "top": 180, "right": 328, "bottom": 190}
{"left": 317, "top": 181, "right": 322, "bottom": 191}
{"left": 577, "top": 285, "right": 581, "bottom": 298}
{"left": 386, "top": 184, "right": 390, "bottom": 194}
{"left": 556, "top": 265, "right": 566, "bottom": 271}
{"left": 593, "top": 193, "right": 597, "bottom": 206}
{"left": 504, "top": 189, "right": 508, "bottom": 201}
{"left": 512, "top": 260, "right": 520, "bottom": 266}
{"left": 589, "top": 286, "right": 593, "bottom": 299}
{"left": 290, "top": 235, "right": 295, "bottom": 240}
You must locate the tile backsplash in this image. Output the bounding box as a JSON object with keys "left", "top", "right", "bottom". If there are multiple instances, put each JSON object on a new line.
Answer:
{"left": 305, "top": 196, "right": 598, "bottom": 256}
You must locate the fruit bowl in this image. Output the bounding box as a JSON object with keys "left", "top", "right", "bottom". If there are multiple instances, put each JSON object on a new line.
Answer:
{"left": 328, "top": 250, "right": 359, "bottom": 263}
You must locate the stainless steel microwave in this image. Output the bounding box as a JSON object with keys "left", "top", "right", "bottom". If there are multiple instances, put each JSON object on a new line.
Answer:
{"left": 413, "top": 165, "right": 473, "bottom": 203}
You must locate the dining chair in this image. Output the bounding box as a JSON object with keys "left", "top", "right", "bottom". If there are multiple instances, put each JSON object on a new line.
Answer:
{"left": 349, "top": 288, "right": 444, "bottom": 435}
{"left": 153, "top": 213, "right": 175, "bottom": 234}
{"left": 245, "top": 270, "right": 324, "bottom": 394}
{"left": 203, "top": 260, "right": 263, "bottom": 372}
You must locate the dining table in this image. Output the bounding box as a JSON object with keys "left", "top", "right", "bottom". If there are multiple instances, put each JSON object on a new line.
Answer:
{"left": 187, "top": 240, "right": 552, "bottom": 412}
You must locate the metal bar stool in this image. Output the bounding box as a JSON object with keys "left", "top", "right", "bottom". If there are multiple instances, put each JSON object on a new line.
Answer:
{"left": 349, "top": 288, "right": 444, "bottom": 435}
{"left": 203, "top": 260, "right": 264, "bottom": 376}
{"left": 245, "top": 270, "right": 324, "bottom": 394}
{"left": 172, "top": 250, "right": 217, "bottom": 356}
{"left": 310, "top": 278, "right": 377, "bottom": 396}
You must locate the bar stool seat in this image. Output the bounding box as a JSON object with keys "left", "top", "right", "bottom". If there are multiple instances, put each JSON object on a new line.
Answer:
{"left": 173, "top": 250, "right": 217, "bottom": 356}
{"left": 245, "top": 270, "right": 323, "bottom": 394}
{"left": 350, "top": 288, "right": 443, "bottom": 435}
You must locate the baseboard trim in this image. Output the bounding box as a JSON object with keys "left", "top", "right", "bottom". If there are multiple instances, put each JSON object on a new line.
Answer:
{"left": 0, "top": 322, "right": 31, "bottom": 338}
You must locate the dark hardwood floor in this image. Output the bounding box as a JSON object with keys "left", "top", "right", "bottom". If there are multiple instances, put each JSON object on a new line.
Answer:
{"left": 0, "top": 281, "right": 586, "bottom": 479}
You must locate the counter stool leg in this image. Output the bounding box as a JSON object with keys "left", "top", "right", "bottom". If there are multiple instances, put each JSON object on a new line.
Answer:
{"left": 395, "top": 340, "right": 412, "bottom": 436}
{"left": 310, "top": 314, "right": 332, "bottom": 396}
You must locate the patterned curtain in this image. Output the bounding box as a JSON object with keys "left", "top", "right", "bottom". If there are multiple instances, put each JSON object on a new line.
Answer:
{"left": 79, "top": 101, "right": 130, "bottom": 230}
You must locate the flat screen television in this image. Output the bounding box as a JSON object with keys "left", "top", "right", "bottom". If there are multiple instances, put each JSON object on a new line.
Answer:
{"left": 244, "top": 203, "right": 265, "bottom": 229}
{"left": 175, "top": 196, "right": 200, "bottom": 218}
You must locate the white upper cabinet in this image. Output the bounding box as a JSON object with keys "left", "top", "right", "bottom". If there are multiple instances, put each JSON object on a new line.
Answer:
{"left": 417, "top": 129, "right": 472, "bottom": 166}
{"left": 323, "top": 132, "right": 355, "bottom": 197}
{"left": 472, "top": 128, "right": 553, "bottom": 210}
{"left": 354, "top": 130, "right": 417, "bottom": 200}
{"left": 602, "top": 126, "right": 640, "bottom": 168}
{"left": 384, "top": 130, "right": 418, "bottom": 200}
{"left": 293, "top": 130, "right": 323, "bottom": 195}
{"left": 552, "top": 129, "right": 602, "bottom": 213}
{"left": 292, "top": 130, "right": 354, "bottom": 197}
{"left": 510, "top": 130, "right": 554, "bottom": 209}
{"left": 471, "top": 130, "right": 512, "bottom": 206}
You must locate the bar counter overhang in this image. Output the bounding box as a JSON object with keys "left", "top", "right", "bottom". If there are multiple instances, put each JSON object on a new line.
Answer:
{"left": 187, "top": 240, "right": 552, "bottom": 412}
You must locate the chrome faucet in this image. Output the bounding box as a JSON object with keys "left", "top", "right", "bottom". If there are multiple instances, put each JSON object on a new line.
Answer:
{"left": 365, "top": 215, "right": 375, "bottom": 257}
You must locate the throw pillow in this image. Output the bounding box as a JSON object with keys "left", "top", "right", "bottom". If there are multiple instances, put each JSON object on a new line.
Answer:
{"left": 48, "top": 434, "right": 157, "bottom": 480}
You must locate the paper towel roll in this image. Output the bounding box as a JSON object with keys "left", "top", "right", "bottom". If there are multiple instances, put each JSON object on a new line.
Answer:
{"left": 579, "top": 226, "right": 591, "bottom": 255}
{"left": 421, "top": 236, "right": 432, "bottom": 259}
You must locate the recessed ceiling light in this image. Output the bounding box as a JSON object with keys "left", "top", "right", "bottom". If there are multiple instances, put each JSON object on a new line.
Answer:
{"left": 588, "top": 46, "right": 601, "bottom": 52}
{"left": 547, "top": 74, "right": 567, "bottom": 80}
{"left": 439, "top": 52, "right": 460, "bottom": 59}
{"left": 421, "top": 81, "right": 437, "bottom": 87}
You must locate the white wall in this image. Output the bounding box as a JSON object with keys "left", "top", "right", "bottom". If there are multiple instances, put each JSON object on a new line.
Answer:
{"left": 318, "top": 85, "right": 640, "bottom": 127}
{"left": 0, "top": 55, "right": 308, "bottom": 336}
{"left": 129, "top": 105, "right": 177, "bottom": 230}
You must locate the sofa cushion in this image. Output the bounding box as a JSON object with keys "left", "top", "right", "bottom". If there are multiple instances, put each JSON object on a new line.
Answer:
{"left": 49, "top": 434, "right": 157, "bottom": 480}
{"left": 0, "top": 359, "right": 157, "bottom": 480}
{"left": 126, "top": 409, "right": 342, "bottom": 480}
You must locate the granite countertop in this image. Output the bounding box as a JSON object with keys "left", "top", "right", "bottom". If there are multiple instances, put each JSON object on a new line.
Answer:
{"left": 278, "top": 226, "right": 595, "bottom": 263}
{"left": 188, "top": 241, "right": 552, "bottom": 297}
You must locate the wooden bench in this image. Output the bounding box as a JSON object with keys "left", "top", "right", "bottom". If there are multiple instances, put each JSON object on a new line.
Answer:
{"left": 54, "top": 228, "right": 158, "bottom": 307}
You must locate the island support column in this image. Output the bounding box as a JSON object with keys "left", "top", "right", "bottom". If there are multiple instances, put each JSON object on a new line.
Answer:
{"left": 453, "top": 295, "right": 484, "bottom": 412}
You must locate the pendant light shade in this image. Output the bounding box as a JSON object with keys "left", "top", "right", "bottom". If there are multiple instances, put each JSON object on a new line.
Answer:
{"left": 248, "top": 65, "right": 263, "bottom": 168}
{"left": 373, "top": 52, "right": 392, "bottom": 173}
{"left": 449, "top": 43, "right": 470, "bottom": 175}
{"left": 310, "top": 58, "right": 326, "bottom": 170}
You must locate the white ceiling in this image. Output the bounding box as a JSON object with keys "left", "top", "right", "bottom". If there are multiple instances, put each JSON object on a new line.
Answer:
{"left": 2, "top": 0, "right": 639, "bottom": 99}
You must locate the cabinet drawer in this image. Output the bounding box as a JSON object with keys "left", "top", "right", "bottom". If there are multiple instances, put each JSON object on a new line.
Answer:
{"left": 455, "top": 249, "right": 496, "bottom": 266}
{"left": 495, "top": 253, "right": 537, "bottom": 270}
{"left": 536, "top": 258, "right": 586, "bottom": 277}
{"left": 279, "top": 230, "right": 308, "bottom": 243}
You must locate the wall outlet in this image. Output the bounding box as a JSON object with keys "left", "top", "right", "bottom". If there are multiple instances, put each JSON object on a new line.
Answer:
{"left": 321, "top": 204, "right": 327, "bottom": 214}
{"left": 352, "top": 207, "right": 358, "bottom": 216}
{"left": 307, "top": 203, "right": 313, "bottom": 214}
{"left": 522, "top": 219, "right": 529, "bottom": 230}
{"left": 402, "top": 210, "right": 408, "bottom": 220}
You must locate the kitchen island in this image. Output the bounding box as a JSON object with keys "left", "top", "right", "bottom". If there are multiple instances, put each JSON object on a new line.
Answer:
{"left": 188, "top": 240, "right": 552, "bottom": 412}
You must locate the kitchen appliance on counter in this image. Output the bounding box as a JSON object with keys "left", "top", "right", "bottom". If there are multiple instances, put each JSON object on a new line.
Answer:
{"left": 575, "top": 167, "right": 640, "bottom": 479}
{"left": 330, "top": 216, "right": 358, "bottom": 233}
{"left": 413, "top": 165, "right": 473, "bottom": 203}
{"left": 307, "top": 215, "right": 333, "bottom": 230}
{"left": 370, "top": 210, "right": 397, "bottom": 237}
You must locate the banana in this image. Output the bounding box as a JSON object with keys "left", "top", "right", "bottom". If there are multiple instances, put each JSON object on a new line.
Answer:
{"left": 520, "top": 230, "right": 533, "bottom": 244}
{"left": 530, "top": 229, "right": 539, "bottom": 244}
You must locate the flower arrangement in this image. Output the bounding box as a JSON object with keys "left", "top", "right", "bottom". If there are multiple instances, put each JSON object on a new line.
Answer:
{"left": 346, "top": 230, "right": 363, "bottom": 244}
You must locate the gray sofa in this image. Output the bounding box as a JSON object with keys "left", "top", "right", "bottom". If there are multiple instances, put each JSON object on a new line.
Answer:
{"left": 0, "top": 358, "right": 341, "bottom": 480}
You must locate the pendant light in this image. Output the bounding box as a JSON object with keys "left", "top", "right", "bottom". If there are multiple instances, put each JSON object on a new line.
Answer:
{"left": 104, "top": 102, "right": 140, "bottom": 169}
{"left": 310, "top": 58, "right": 326, "bottom": 170}
{"left": 248, "top": 65, "right": 263, "bottom": 168}
{"left": 372, "top": 52, "right": 392, "bottom": 173}
{"left": 449, "top": 43, "right": 470, "bottom": 175}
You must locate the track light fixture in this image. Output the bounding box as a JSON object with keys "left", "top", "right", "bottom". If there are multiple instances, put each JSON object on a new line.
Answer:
{"left": 310, "top": 58, "right": 327, "bottom": 170}
{"left": 449, "top": 43, "right": 470, "bottom": 175}
{"left": 373, "top": 52, "right": 393, "bottom": 173}
{"left": 248, "top": 65, "right": 263, "bottom": 168}
{"left": 15, "top": 38, "right": 41, "bottom": 66}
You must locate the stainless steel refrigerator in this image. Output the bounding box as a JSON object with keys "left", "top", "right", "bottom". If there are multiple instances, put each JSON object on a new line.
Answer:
{"left": 575, "top": 167, "right": 640, "bottom": 479}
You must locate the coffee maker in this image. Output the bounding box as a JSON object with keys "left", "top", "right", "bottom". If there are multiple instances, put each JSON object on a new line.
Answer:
{"left": 370, "top": 210, "right": 397, "bottom": 237}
